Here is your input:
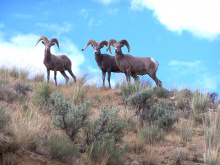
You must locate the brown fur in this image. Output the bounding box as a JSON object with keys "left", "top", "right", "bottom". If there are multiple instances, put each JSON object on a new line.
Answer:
{"left": 107, "top": 39, "right": 162, "bottom": 87}
{"left": 35, "top": 36, "right": 76, "bottom": 86}
{"left": 82, "top": 40, "right": 138, "bottom": 88}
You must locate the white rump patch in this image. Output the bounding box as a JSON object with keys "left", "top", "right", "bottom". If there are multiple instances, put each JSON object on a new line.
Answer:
{"left": 150, "top": 57, "right": 158, "bottom": 70}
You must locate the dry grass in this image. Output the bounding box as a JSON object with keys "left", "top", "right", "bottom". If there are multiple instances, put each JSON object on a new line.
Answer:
{"left": 203, "top": 110, "right": 220, "bottom": 165}
{"left": 4, "top": 104, "right": 52, "bottom": 151}
{"left": 0, "top": 66, "right": 219, "bottom": 165}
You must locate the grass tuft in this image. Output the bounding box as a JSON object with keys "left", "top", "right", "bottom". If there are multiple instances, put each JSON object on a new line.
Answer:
{"left": 47, "top": 133, "right": 79, "bottom": 162}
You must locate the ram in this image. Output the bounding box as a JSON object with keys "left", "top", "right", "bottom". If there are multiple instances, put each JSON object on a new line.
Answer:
{"left": 35, "top": 36, "right": 76, "bottom": 86}
{"left": 107, "top": 39, "right": 162, "bottom": 87}
{"left": 82, "top": 39, "right": 138, "bottom": 88}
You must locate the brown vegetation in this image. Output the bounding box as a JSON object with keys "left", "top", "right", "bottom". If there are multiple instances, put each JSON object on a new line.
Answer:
{"left": 0, "top": 66, "right": 219, "bottom": 165}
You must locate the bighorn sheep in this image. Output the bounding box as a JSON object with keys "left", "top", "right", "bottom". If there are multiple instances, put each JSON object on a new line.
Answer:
{"left": 107, "top": 39, "right": 162, "bottom": 87}
{"left": 35, "top": 36, "right": 76, "bottom": 86}
{"left": 82, "top": 39, "right": 139, "bottom": 88}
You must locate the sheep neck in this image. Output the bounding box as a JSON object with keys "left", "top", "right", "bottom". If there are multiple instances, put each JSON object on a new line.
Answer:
{"left": 95, "top": 53, "right": 103, "bottom": 62}
{"left": 115, "top": 52, "right": 124, "bottom": 60}
{"left": 44, "top": 49, "right": 52, "bottom": 63}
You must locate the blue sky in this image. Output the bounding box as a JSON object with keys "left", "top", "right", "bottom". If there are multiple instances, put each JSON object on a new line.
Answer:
{"left": 0, "top": 0, "right": 220, "bottom": 94}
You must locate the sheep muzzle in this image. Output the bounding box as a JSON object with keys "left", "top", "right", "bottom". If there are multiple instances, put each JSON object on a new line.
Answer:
{"left": 94, "top": 50, "right": 98, "bottom": 54}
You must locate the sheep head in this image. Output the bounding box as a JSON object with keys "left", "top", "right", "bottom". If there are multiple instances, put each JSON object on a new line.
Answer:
{"left": 35, "top": 36, "right": 60, "bottom": 51}
{"left": 107, "top": 39, "right": 130, "bottom": 54}
{"left": 82, "top": 39, "right": 107, "bottom": 55}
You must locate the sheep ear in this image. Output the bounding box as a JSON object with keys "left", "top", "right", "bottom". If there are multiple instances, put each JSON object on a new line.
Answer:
{"left": 100, "top": 45, "right": 104, "bottom": 49}
{"left": 120, "top": 44, "right": 124, "bottom": 47}
{"left": 52, "top": 43, "right": 55, "bottom": 46}
{"left": 42, "top": 41, "right": 45, "bottom": 45}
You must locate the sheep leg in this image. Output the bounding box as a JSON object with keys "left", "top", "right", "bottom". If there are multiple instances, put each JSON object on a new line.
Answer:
{"left": 67, "top": 69, "right": 76, "bottom": 82}
{"left": 54, "top": 70, "right": 57, "bottom": 86}
{"left": 47, "top": 69, "right": 50, "bottom": 83}
{"left": 102, "top": 71, "right": 106, "bottom": 88}
{"left": 126, "top": 74, "right": 131, "bottom": 83}
{"left": 125, "top": 71, "right": 131, "bottom": 83}
{"left": 60, "top": 71, "right": 69, "bottom": 84}
{"left": 149, "top": 73, "right": 162, "bottom": 88}
{"left": 131, "top": 73, "right": 139, "bottom": 81}
{"left": 107, "top": 70, "right": 111, "bottom": 88}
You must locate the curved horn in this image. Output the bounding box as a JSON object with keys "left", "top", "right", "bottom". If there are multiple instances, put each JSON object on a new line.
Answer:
{"left": 35, "top": 36, "right": 48, "bottom": 47}
{"left": 82, "top": 39, "right": 97, "bottom": 51}
{"left": 50, "top": 38, "right": 60, "bottom": 51}
{"left": 107, "top": 39, "right": 117, "bottom": 54}
{"left": 98, "top": 40, "right": 108, "bottom": 47}
{"left": 118, "top": 39, "right": 130, "bottom": 52}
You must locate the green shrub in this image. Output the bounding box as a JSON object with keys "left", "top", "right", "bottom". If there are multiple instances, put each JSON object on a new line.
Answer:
{"left": 0, "top": 106, "right": 8, "bottom": 130}
{"left": 85, "top": 106, "right": 126, "bottom": 145}
{"left": 191, "top": 90, "right": 210, "bottom": 123}
{"left": 192, "top": 90, "right": 210, "bottom": 113}
{"left": 204, "top": 147, "right": 219, "bottom": 165}
{"left": 176, "top": 98, "right": 187, "bottom": 111}
{"left": 154, "top": 87, "right": 168, "bottom": 98}
{"left": 139, "top": 78, "right": 152, "bottom": 89}
{"left": 87, "top": 138, "right": 124, "bottom": 165}
{"left": 179, "top": 89, "right": 192, "bottom": 98}
{"left": 126, "top": 89, "right": 154, "bottom": 125}
{"left": 154, "top": 101, "right": 177, "bottom": 131}
{"left": 93, "top": 95, "right": 101, "bottom": 103}
{"left": 9, "top": 67, "right": 19, "bottom": 79}
{"left": 19, "top": 68, "right": 29, "bottom": 80}
{"left": 33, "top": 82, "right": 52, "bottom": 106}
{"left": 203, "top": 110, "right": 220, "bottom": 165}
{"left": 0, "top": 82, "right": 31, "bottom": 103}
{"left": 0, "top": 66, "right": 9, "bottom": 78}
{"left": 137, "top": 125, "right": 165, "bottom": 144}
{"left": 126, "top": 89, "right": 154, "bottom": 110}
{"left": 47, "top": 134, "right": 79, "bottom": 161}
{"left": 72, "top": 84, "right": 89, "bottom": 105}
{"left": 13, "top": 82, "right": 32, "bottom": 95}
{"left": 71, "top": 73, "right": 90, "bottom": 105}
{"left": 0, "top": 80, "right": 9, "bottom": 85}
{"left": 179, "top": 121, "right": 193, "bottom": 142}
{"left": 51, "top": 91, "right": 91, "bottom": 140}
{"left": 0, "top": 84, "right": 18, "bottom": 103}
{"left": 170, "top": 88, "right": 192, "bottom": 100}
{"left": 33, "top": 73, "right": 45, "bottom": 82}
{"left": 121, "top": 81, "right": 142, "bottom": 98}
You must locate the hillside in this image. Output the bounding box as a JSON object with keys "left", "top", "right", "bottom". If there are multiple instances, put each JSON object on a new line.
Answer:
{"left": 0, "top": 67, "right": 219, "bottom": 165}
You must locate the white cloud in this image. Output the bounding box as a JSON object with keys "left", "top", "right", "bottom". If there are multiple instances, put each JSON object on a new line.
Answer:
{"left": 169, "top": 60, "right": 201, "bottom": 68}
{"left": 0, "top": 34, "right": 45, "bottom": 76}
{"left": 88, "top": 18, "right": 94, "bottom": 27}
{"left": 93, "top": 0, "right": 119, "bottom": 5}
{"left": 58, "top": 38, "right": 85, "bottom": 75}
{"left": 193, "top": 73, "right": 220, "bottom": 92}
{"left": 88, "top": 18, "right": 102, "bottom": 27}
{"left": 107, "top": 8, "right": 119, "bottom": 16}
{"left": 130, "top": 0, "right": 220, "bottom": 40}
{"left": 168, "top": 60, "right": 219, "bottom": 92}
{"left": 36, "top": 22, "right": 72, "bottom": 36}
{"left": 79, "top": 9, "right": 89, "bottom": 18}
{"left": 168, "top": 60, "right": 205, "bottom": 74}
{"left": 0, "top": 33, "right": 85, "bottom": 83}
